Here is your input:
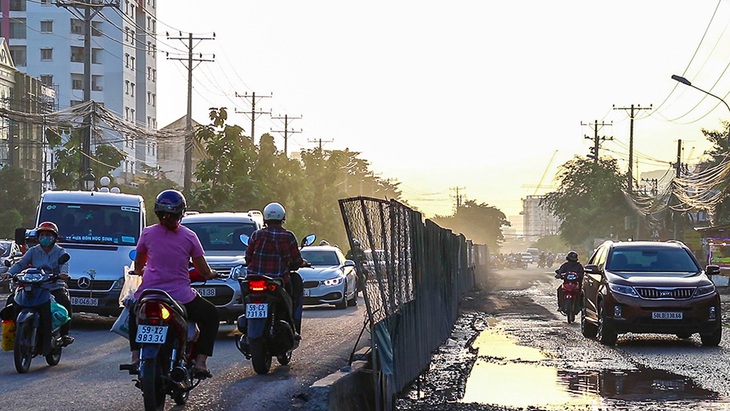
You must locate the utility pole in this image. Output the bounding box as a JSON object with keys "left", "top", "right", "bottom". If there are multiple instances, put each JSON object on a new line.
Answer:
{"left": 271, "top": 114, "right": 302, "bottom": 157}
{"left": 56, "top": 0, "right": 119, "bottom": 188}
{"left": 450, "top": 186, "right": 465, "bottom": 213}
{"left": 581, "top": 120, "right": 612, "bottom": 164}
{"left": 166, "top": 32, "right": 215, "bottom": 192}
{"left": 307, "top": 138, "right": 334, "bottom": 151}
{"left": 235, "top": 92, "right": 272, "bottom": 142}
{"left": 613, "top": 104, "right": 652, "bottom": 193}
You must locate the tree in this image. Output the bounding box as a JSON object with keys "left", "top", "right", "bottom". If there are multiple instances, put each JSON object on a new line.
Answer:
{"left": 541, "top": 156, "right": 633, "bottom": 247}
{"left": 430, "top": 199, "right": 509, "bottom": 251}
{"left": 0, "top": 166, "right": 36, "bottom": 234}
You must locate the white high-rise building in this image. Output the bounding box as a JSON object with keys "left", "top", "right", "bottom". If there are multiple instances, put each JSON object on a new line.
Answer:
{"left": 1, "top": 0, "right": 158, "bottom": 184}
{"left": 521, "top": 195, "right": 561, "bottom": 240}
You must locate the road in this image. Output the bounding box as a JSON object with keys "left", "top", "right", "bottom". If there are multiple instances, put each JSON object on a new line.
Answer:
{"left": 399, "top": 265, "right": 730, "bottom": 411}
{"left": 0, "top": 295, "right": 370, "bottom": 411}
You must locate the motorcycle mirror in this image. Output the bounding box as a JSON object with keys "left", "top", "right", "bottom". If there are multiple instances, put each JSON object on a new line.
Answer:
{"left": 58, "top": 253, "right": 70, "bottom": 265}
{"left": 301, "top": 234, "right": 316, "bottom": 247}
{"left": 240, "top": 234, "right": 249, "bottom": 246}
{"left": 129, "top": 249, "right": 137, "bottom": 261}
{"left": 555, "top": 269, "right": 560, "bottom": 274}
{"left": 14, "top": 227, "right": 26, "bottom": 245}
{"left": 3, "top": 259, "right": 10, "bottom": 267}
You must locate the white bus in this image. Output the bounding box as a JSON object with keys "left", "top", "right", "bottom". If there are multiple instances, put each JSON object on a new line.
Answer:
{"left": 34, "top": 190, "right": 146, "bottom": 316}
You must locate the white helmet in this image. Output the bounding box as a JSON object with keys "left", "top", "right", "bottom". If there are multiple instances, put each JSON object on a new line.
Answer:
{"left": 263, "top": 202, "right": 286, "bottom": 221}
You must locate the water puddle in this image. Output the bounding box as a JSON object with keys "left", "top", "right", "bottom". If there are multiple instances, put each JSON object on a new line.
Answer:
{"left": 462, "top": 326, "right": 725, "bottom": 409}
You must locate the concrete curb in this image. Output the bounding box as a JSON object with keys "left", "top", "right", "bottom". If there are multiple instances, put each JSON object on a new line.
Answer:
{"left": 307, "top": 348, "right": 374, "bottom": 411}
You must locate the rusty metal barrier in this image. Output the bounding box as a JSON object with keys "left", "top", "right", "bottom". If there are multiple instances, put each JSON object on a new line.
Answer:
{"left": 339, "top": 196, "right": 488, "bottom": 411}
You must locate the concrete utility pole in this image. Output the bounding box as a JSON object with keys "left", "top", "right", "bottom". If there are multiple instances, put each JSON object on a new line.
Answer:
{"left": 271, "top": 114, "right": 302, "bottom": 157}
{"left": 166, "top": 32, "right": 215, "bottom": 192}
{"left": 581, "top": 120, "right": 612, "bottom": 164}
{"left": 450, "top": 186, "right": 465, "bottom": 213}
{"left": 235, "top": 92, "right": 272, "bottom": 142}
{"left": 56, "top": 0, "right": 119, "bottom": 188}
{"left": 613, "top": 104, "right": 652, "bottom": 193}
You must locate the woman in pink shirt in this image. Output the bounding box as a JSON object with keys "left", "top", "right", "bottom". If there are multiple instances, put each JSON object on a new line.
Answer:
{"left": 128, "top": 190, "right": 218, "bottom": 378}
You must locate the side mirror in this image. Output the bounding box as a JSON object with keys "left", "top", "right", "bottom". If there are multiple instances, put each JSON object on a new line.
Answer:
{"left": 240, "top": 234, "right": 249, "bottom": 246}
{"left": 584, "top": 264, "right": 601, "bottom": 274}
{"left": 58, "top": 253, "right": 70, "bottom": 265}
{"left": 344, "top": 260, "right": 356, "bottom": 267}
{"left": 301, "top": 234, "right": 316, "bottom": 248}
{"left": 14, "top": 227, "right": 26, "bottom": 245}
{"left": 706, "top": 265, "right": 721, "bottom": 276}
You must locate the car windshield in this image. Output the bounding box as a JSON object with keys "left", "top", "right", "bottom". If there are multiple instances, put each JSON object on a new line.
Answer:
{"left": 608, "top": 248, "right": 699, "bottom": 273}
{"left": 182, "top": 222, "right": 257, "bottom": 252}
{"left": 301, "top": 249, "right": 341, "bottom": 266}
{"left": 38, "top": 203, "right": 141, "bottom": 245}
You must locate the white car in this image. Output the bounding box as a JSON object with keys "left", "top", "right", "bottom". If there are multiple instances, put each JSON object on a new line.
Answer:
{"left": 299, "top": 246, "right": 358, "bottom": 309}
{"left": 180, "top": 211, "right": 262, "bottom": 323}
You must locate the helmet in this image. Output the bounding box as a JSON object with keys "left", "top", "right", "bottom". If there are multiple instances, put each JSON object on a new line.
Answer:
{"left": 263, "top": 202, "right": 286, "bottom": 221}
{"left": 154, "top": 189, "right": 186, "bottom": 216}
{"left": 353, "top": 239, "right": 361, "bottom": 247}
{"left": 319, "top": 240, "right": 330, "bottom": 246}
{"left": 566, "top": 251, "right": 578, "bottom": 262}
{"left": 36, "top": 221, "right": 59, "bottom": 237}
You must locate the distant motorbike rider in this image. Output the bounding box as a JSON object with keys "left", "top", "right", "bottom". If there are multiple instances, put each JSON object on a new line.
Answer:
{"left": 346, "top": 239, "right": 367, "bottom": 293}
{"left": 555, "top": 251, "right": 584, "bottom": 311}
{"left": 4, "top": 221, "right": 74, "bottom": 351}
{"left": 538, "top": 252, "right": 547, "bottom": 267}
{"left": 245, "top": 202, "right": 307, "bottom": 339}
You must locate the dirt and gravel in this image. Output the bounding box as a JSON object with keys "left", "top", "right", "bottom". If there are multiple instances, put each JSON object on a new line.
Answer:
{"left": 395, "top": 267, "right": 730, "bottom": 411}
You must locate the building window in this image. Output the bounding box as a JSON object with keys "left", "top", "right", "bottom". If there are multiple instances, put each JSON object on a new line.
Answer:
{"left": 40, "top": 75, "right": 53, "bottom": 86}
{"left": 40, "top": 48, "right": 53, "bottom": 61}
{"left": 130, "top": 30, "right": 135, "bottom": 45}
{"left": 92, "top": 48, "right": 102, "bottom": 64}
{"left": 152, "top": 69, "right": 156, "bottom": 82}
{"left": 92, "top": 75, "right": 102, "bottom": 91}
{"left": 70, "top": 19, "right": 83, "bottom": 35}
{"left": 70, "top": 99, "right": 82, "bottom": 107}
{"left": 147, "top": 66, "right": 151, "bottom": 79}
{"left": 130, "top": 83, "right": 135, "bottom": 97}
{"left": 125, "top": 107, "right": 129, "bottom": 122}
{"left": 71, "top": 74, "right": 83, "bottom": 90}
{"left": 151, "top": 93, "right": 156, "bottom": 107}
{"left": 130, "top": 56, "right": 135, "bottom": 70}
{"left": 9, "top": 0, "right": 26, "bottom": 11}
{"left": 40, "top": 20, "right": 53, "bottom": 33}
{"left": 10, "top": 18, "right": 26, "bottom": 39}
{"left": 125, "top": 80, "right": 130, "bottom": 95}
{"left": 9, "top": 46, "right": 26, "bottom": 66}
{"left": 91, "top": 21, "right": 102, "bottom": 36}
{"left": 124, "top": 53, "right": 129, "bottom": 68}
{"left": 70, "top": 46, "right": 84, "bottom": 63}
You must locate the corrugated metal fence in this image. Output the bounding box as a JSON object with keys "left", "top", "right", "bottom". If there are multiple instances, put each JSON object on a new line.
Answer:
{"left": 339, "top": 197, "right": 489, "bottom": 410}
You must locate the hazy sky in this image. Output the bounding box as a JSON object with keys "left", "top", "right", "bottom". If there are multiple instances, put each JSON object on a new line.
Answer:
{"left": 155, "top": 1, "right": 730, "bottom": 218}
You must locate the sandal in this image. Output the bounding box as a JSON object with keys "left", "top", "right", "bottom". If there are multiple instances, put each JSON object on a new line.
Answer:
{"left": 193, "top": 367, "right": 212, "bottom": 379}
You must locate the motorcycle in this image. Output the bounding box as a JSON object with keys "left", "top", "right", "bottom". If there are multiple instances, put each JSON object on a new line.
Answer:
{"left": 7, "top": 253, "right": 70, "bottom": 373}
{"left": 120, "top": 287, "right": 205, "bottom": 411}
{"left": 555, "top": 269, "right": 581, "bottom": 324}
{"left": 234, "top": 233, "right": 315, "bottom": 375}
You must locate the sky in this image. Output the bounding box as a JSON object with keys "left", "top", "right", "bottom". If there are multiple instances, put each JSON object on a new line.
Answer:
{"left": 154, "top": 1, "right": 730, "bottom": 219}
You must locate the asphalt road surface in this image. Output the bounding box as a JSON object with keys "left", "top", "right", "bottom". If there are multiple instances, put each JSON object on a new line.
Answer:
{"left": 0, "top": 294, "right": 370, "bottom": 411}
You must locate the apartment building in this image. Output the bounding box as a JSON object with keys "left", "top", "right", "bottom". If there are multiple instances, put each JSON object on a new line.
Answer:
{"left": 521, "top": 194, "right": 561, "bottom": 240}
{"left": 0, "top": 0, "right": 158, "bottom": 185}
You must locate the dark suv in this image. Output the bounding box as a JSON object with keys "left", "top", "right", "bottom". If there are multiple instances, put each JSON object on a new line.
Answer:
{"left": 581, "top": 240, "right": 722, "bottom": 346}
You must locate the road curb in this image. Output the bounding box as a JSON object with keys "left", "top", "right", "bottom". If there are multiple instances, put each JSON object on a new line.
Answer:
{"left": 307, "top": 348, "right": 374, "bottom": 411}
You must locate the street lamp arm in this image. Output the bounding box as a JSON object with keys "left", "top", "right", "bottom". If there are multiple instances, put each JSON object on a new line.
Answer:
{"left": 672, "top": 74, "right": 730, "bottom": 114}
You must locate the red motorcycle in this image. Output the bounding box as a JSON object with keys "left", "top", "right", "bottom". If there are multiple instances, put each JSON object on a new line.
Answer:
{"left": 555, "top": 270, "right": 582, "bottom": 323}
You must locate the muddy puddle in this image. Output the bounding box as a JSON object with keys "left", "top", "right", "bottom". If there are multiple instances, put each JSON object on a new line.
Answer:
{"left": 462, "top": 326, "right": 728, "bottom": 409}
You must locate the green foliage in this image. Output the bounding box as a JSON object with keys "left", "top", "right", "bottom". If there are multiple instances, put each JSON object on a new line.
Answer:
{"left": 541, "top": 156, "right": 633, "bottom": 246}
{"left": 0, "top": 166, "right": 34, "bottom": 236}
{"left": 531, "top": 235, "right": 570, "bottom": 254}
{"left": 46, "top": 128, "right": 125, "bottom": 190}
{"left": 430, "top": 199, "right": 510, "bottom": 251}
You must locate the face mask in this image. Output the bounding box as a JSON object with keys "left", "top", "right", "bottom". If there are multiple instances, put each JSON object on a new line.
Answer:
{"left": 39, "top": 236, "right": 55, "bottom": 247}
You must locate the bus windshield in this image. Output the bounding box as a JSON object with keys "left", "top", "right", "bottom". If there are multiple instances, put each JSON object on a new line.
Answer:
{"left": 38, "top": 202, "right": 141, "bottom": 245}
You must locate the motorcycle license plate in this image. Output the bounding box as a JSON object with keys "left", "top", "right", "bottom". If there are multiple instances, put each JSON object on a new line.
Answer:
{"left": 135, "top": 325, "right": 168, "bottom": 343}
{"left": 246, "top": 303, "right": 268, "bottom": 319}
{"left": 652, "top": 312, "right": 683, "bottom": 320}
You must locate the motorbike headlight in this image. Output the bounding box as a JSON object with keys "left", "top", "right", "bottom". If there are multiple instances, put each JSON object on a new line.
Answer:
{"left": 608, "top": 283, "right": 639, "bottom": 297}
{"left": 231, "top": 265, "right": 248, "bottom": 279}
{"left": 323, "top": 277, "right": 344, "bottom": 287}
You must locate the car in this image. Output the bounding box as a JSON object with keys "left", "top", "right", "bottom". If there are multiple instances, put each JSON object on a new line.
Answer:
{"left": 0, "top": 239, "right": 20, "bottom": 274}
{"left": 581, "top": 240, "right": 722, "bottom": 346}
{"left": 519, "top": 252, "right": 533, "bottom": 265}
{"left": 299, "top": 245, "right": 358, "bottom": 309}
{"left": 180, "top": 211, "right": 262, "bottom": 323}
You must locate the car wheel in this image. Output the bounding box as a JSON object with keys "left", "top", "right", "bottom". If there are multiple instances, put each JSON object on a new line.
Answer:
{"left": 335, "top": 281, "right": 348, "bottom": 309}
{"left": 596, "top": 299, "right": 617, "bottom": 346}
{"left": 581, "top": 305, "right": 598, "bottom": 338}
{"left": 700, "top": 327, "right": 722, "bottom": 347}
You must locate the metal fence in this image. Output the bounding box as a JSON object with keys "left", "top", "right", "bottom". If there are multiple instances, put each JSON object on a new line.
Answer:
{"left": 339, "top": 197, "right": 488, "bottom": 411}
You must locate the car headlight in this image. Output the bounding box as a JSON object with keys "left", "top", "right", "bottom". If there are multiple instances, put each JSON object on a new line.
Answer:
{"left": 608, "top": 283, "right": 639, "bottom": 297}
{"left": 322, "top": 277, "right": 344, "bottom": 287}
{"left": 695, "top": 284, "right": 716, "bottom": 298}
{"left": 231, "top": 265, "right": 248, "bottom": 279}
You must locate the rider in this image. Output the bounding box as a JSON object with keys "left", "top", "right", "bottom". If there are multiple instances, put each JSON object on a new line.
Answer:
{"left": 346, "top": 239, "right": 367, "bottom": 295}
{"left": 5, "top": 221, "right": 74, "bottom": 350}
{"left": 127, "top": 189, "right": 219, "bottom": 378}
{"left": 245, "top": 202, "right": 306, "bottom": 339}
{"left": 555, "top": 250, "right": 584, "bottom": 311}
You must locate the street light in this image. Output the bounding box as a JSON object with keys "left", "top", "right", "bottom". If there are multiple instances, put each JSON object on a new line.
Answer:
{"left": 671, "top": 74, "right": 730, "bottom": 114}
{"left": 82, "top": 168, "right": 95, "bottom": 191}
